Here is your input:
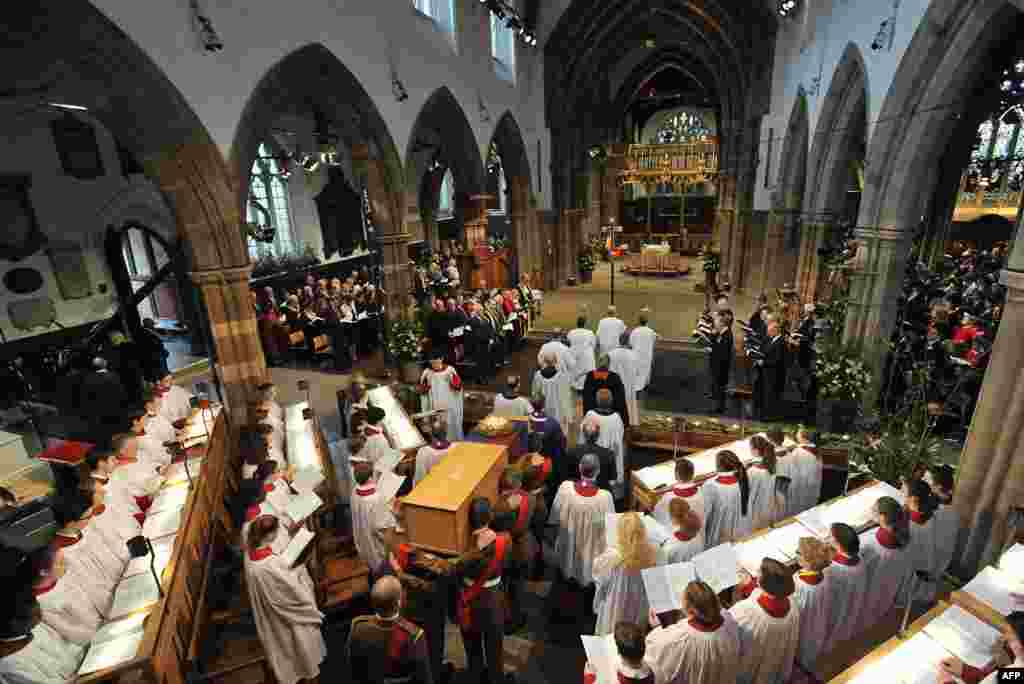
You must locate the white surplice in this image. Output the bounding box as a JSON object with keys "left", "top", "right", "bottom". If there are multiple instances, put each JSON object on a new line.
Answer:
{"left": 0, "top": 623, "right": 86, "bottom": 684}
{"left": 159, "top": 384, "right": 193, "bottom": 423}
{"left": 607, "top": 347, "right": 641, "bottom": 425}
{"left": 596, "top": 317, "right": 626, "bottom": 357}
{"left": 532, "top": 368, "right": 575, "bottom": 435}
{"left": 538, "top": 340, "right": 577, "bottom": 381}
{"left": 791, "top": 573, "right": 833, "bottom": 669}
{"left": 492, "top": 394, "right": 533, "bottom": 417}
{"left": 859, "top": 532, "right": 912, "bottom": 629}
{"left": 107, "top": 460, "right": 163, "bottom": 514}
{"left": 241, "top": 505, "right": 294, "bottom": 553}
{"left": 701, "top": 476, "right": 754, "bottom": 547}
{"left": 580, "top": 410, "right": 625, "bottom": 484}
{"left": 729, "top": 589, "right": 800, "bottom": 684}
{"left": 592, "top": 548, "right": 652, "bottom": 636}
{"left": 350, "top": 485, "right": 397, "bottom": 573}
{"left": 136, "top": 433, "right": 171, "bottom": 467}
{"left": 566, "top": 328, "right": 597, "bottom": 390}
{"left": 628, "top": 326, "right": 657, "bottom": 390}
{"left": 245, "top": 551, "right": 327, "bottom": 684}
{"left": 931, "top": 503, "right": 959, "bottom": 580}
{"left": 824, "top": 554, "right": 873, "bottom": 644}
{"left": 419, "top": 365, "right": 464, "bottom": 440}
{"left": 36, "top": 571, "right": 106, "bottom": 645}
{"left": 907, "top": 516, "right": 943, "bottom": 601}
{"left": 144, "top": 413, "right": 176, "bottom": 449}
{"left": 644, "top": 612, "right": 742, "bottom": 684}
{"left": 61, "top": 526, "right": 125, "bottom": 591}
{"left": 652, "top": 485, "right": 706, "bottom": 533}
{"left": 414, "top": 443, "right": 451, "bottom": 485}
{"left": 549, "top": 481, "right": 615, "bottom": 586}
{"left": 746, "top": 465, "right": 784, "bottom": 530}
{"left": 658, "top": 531, "right": 705, "bottom": 565}
{"left": 790, "top": 447, "right": 822, "bottom": 515}
{"left": 355, "top": 427, "right": 393, "bottom": 469}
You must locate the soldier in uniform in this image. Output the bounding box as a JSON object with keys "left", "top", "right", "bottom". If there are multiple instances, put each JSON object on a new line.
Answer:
{"left": 387, "top": 542, "right": 455, "bottom": 684}
{"left": 347, "top": 576, "right": 434, "bottom": 684}
{"left": 494, "top": 468, "right": 535, "bottom": 633}
{"left": 452, "top": 498, "right": 510, "bottom": 684}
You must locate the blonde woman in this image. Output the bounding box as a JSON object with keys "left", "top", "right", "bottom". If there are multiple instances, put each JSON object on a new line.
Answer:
{"left": 592, "top": 513, "right": 658, "bottom": 635}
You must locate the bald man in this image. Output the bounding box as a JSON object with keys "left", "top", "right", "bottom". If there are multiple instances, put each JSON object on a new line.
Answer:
{"left": 347, "top": 576, "right": 434, "bottom": 684}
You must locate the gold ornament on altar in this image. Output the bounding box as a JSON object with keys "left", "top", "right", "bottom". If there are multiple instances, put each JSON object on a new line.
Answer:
{"left": 476, "top": 415, "right": 514, "bottom": 437}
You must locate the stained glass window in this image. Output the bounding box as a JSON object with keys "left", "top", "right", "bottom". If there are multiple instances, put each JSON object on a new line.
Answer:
{"left": 655, "top": 111, "right": 712, "bottom": 144}
{"left": 413, "top": 0, "right": 456, "bottom": 46}
{"left": 438, "top": 169, "right": 455, "bottom": 216}
{"left": 972, "top": 121, "right": 994, "bottom": 161}
{"left": 993, "top": 121, "right": 1015, "bottom": 159}
{"left": 491, "top": 14, "right": 516, "bottom": 84}
{"left": 248, "top": 143, "right": 294, "bottom": 259}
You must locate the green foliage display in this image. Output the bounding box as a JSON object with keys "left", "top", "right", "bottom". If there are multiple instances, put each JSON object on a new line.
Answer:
{"left": 386, "top": 318, "right": 424, "bottom": 363}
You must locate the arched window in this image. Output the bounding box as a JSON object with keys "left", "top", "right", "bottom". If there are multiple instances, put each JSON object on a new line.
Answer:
{"left": 247, "top": 143, "right": 295, "bottom": 259}
{"left": 413, "top": 0, "right": 456, "bottom": 47}
{"left": 438, "top": 169, "right": 455, "bottom": 217}
{"left": 655, "top": 111, "right": 712, "bottom": 144}
{"left": 487, "top": 143, "right": 507, "bottom": 214}
{"left": 490, "top": 13, "right": 516, "bottom": 84}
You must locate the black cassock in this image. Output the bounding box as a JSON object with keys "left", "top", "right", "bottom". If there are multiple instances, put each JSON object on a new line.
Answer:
{"left": 755, "top": 336, "right": 787, "bottom": 419}
{"left": 466, "top": 315, "right": 495, "bottom": 380}
{"left": 582, "top": 369, "right": 629, "bottom": 427}
{"left": 709, "top": 328, "right": 734, "bottom": 411}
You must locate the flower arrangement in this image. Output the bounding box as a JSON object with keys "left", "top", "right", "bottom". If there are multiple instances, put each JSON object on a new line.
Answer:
{"left": 385, "top": 318, "right": 424, "bottom": 363}
{"left": 814, "top": 342, "right": 872, "bottom": 402}
{"left": 578, "top": 251, "right": 596, "bottom": 272}
{"left": 700, "top": 248, "right": 721, "bottom": 273}
{"left": 487, "top": 236, "right": 508, "bottom": 251}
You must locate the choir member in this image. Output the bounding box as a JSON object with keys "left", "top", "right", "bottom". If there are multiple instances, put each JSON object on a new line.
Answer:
{"left": 245, "top": 515, "right": 327, "bottom": 684}
{"left": 583, "top": 354, "right": 630, "bottom": 427}
{"left": 644, "top": 580, "right": 741, "bottom": 684}
{"left": 549, "top": 454, "right": 615, "bottom": 589}
{"left": 730, "top": 558, "right": 800, "bottom": 684}
{"left": 579, "top": 390, "right": 626, "bottom": 490}
{"left": 860, "top": 496, "right": 913, "bottom": 627}
{"left": 251, "top": 422, "right": 283, "bottom": 466}
{"left": 143, "top": 390, "right": 177, "bottom": 448}
{"left": 387, "top": 543, "right": 454, "bottom": 683}
{"left": 537, "top": 329, "right": 577, "bottom": 380}
{"left": 59, "top": 470, "right": 129, "bottom": 591}
{"left": 593, "top": 513, "right": 657, "bottom": 635}
{"left": 565, "top": 420, "right": 617, "bottom": 494}
{"left": 658, "top": 498, "right": 704, "bottom": 565}
{"left": 938, "top": 611, "right": 1024, "bottom": 684}
{"left": 608, "top": 339, "right": 641, "bottom": 425}
{"left": 497, "top": 468, "right": 535, "bottom": 632}
{"left": 130, "top": 404, "right": 171, "bottom": 467}
{"left": 904, "top": 478, "right": 943, "bottom": 601}
{"left": 925, "top": 464, "right": 960, "bottom": 581}
{"left": 241, "top": 468, "right": 295, "bottom": 554}
{"left": 597, "top": 306, "right": 626, "bottom": 357}
{"left": 351, "top": 463, "right": 398, "bottom": 579}
{"left": 583, "top": 623, "right": 655, "bottom": 684}
{"left": 451, "top": 498, "right": 508, "bottom": 684}
{"left": 532, "top": 351, "right": 575, "bottom": 434}
{"left": 754, "top": 317, "right": 787, "bottom": 421}
{"left": 567, "top": 316, "right": 597, "bottom": 392}
{"left": 254, "top": 403, "right": 285, "bottom": 462}
{"left": 156, "top": 373, "right": 196, "bottom": 424}
{"left": 492, "top": 376, "right": 534, "bottom": 417}
{"left": 413, "top": 419, "right": 452, "bottom": 486}
{"left": 628, "top": 310, "right": 657, "bottom": 392}
{"left": 257, "top": 381, "right": 284, "bottom": 422}
{"left": 106, "top": 432, "right": 164, "bottom": 524}
{"left": 788, "top": 429, "right": 822, "bottom": 515}
{"left": 708, "top": 310, "right": 734, "bottom": 414}
{"left": 791, "top": 536, "right": 834, "bottom": 672}
{"left": 32, "top": 545, "right": 105, "bottom": 645}
{"left": 0, "top": 620, "right": 87, "bottom": 684}
{"left": 241, "top": 429, "right": 269, "bottom": 479}
{"left": 347, "top": 576, "right": 434, "bottom": 684}
{"left": 652, "top": 458, "right": 704, "bottom": 532}
{"left": 418, "top": 354, "right": 464, "bottom": 440}
{"left": 701, "top": 450, "right": 753, "bottom": 546}
{"left": 360, "top": 406, "right": 396, "bottom": 470}
{"left": 825, "top": 522, "right": 872, "bottom": 643}
{"left": 747, "top": 435, "right": 784, "bottom": 529}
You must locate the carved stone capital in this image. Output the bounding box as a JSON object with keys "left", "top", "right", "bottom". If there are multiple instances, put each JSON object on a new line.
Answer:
{"left": 188, "top": 263, "right": 253, "bottom": 286}
{"left": 853, "top": 225, "right": 904, "bottom": 242}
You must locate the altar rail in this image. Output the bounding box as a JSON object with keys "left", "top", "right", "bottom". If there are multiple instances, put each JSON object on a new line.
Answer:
{"left": 622, "top": 143, "right": 719, "bottom": 176}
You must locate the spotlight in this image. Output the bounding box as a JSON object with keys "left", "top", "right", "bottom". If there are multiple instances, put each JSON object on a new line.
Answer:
{"left": 777, "top": 0, "right": 798, "bottom": 17}
{"left": 301, "top": 155, "right": 321, "bottom": 173}
{"left": 189, "top": 0, "right": 223, "bottom": 52}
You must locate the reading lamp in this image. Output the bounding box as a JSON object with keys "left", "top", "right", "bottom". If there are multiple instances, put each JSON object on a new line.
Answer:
{"left": 126, "top": 536, "right": 164, "bottom": 598}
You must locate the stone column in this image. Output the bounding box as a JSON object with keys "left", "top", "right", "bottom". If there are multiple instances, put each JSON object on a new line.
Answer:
{"left": 759, "top": 210, "right": 789, "bottom": 294}
{"left": 842, "top": 225, "right": 910, "bottom": 347}
{"left": 508, "top": 175, "right": 530, "bottom": 280}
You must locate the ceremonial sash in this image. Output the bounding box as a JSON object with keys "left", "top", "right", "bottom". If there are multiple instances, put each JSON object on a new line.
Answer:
{"left": 385, "top": 622, "right": 412, "bottom": 676}
{"left": 135, "top": 495, "right": 153, "bottom": 511}
{"left": 512, "top": 492, "right": 530, "bottom": 535}
{"left": 458, "top": 534, "right": 508, "bottom": 631}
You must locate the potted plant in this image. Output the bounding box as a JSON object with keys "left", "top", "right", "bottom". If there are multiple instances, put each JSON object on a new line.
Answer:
{"left": 697, "top": 246, "right": 720, "bottom": 302}
{"left": 578, "top": 250, "right": 596, "bottom": 284}
{"left": 386, "top": 318, "right": 424, "bottom": 384}
{"left": 814, "top": 341, "right": 871, "bottom": 433}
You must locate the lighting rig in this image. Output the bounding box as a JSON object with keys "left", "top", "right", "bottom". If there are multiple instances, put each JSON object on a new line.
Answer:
{"left": 777, "top": 0, "right": 798, "bottom": 18}
{"left": 479, "top": 0, "right": 538, "bottom": 46}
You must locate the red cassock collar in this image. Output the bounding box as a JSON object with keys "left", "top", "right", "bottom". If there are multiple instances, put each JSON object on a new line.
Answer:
{"left": 687, "top": 616, "right": 723, "bottom": 632}
{"left": 33, "top": 576, "right": 60, "bottom": 596}
{"left": 715, "top": 474, "right": 738, "bottom": 485}
{"left": 245, "top": 505, "right": 261, "bottom": 522}
{"left": 249, "top": 547, "right": 273, "bottom": 561}
{"left": 797, "top": 571, "right": 823, "bottom": 586}
{"left": 757, "top": 593, "right": 791, "bottom": 618}
{"left": 674, "top": 530, "right": 697, "bottom": 542}
{"left": 575, "top": 481, "right": 598, "bottom": 497}
{"left": 876, "top": 527, "right": 900, "bottom": 549}
{"left": 593, "top": 371, "right": 609, "bottom": 381}
{"left": 673, "top": 485, "right": 698, "bottom": 497}
{"left": 135, "top": 430, "right": 146, "bottom": 437}
{"left": 832, "top": 552, "right": 859, "bottom": 567}
{"left": 909, "top": 510, "right": 928, "bottom": 525}
{"left": 263, "top": 483, "right": 275, "bottom": 493}
{"left": 355, "top": 487, "right": 377, "bottom": 497}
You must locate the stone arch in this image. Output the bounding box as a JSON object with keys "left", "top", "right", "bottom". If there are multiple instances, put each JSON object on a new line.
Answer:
{"left": 489, "top": 111, "right": 535, "bottom": 280}
{"left": 4, "top": 1, "right": 263, "bottom": 414}
{"left": 406, "top": 87, "right": 485, "bottom": 246}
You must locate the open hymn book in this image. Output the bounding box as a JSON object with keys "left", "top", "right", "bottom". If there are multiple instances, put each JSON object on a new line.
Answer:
{"left": 641, "top": 561, "right": 698, "bottom": 614}
{"left": 580, "top": 634, "right": 618, "bottom": 684}
{"left": 281, "top": 526, "right": 316, "bottom": 567}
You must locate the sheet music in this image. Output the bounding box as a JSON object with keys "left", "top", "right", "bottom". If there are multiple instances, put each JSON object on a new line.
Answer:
{"left": 147, "top": 483, "right": 190, "bottom": 514}
{"left": 641, "top": 515, "right": 671, "bottom": 546}
{"left": 91, "top": 612, "right": 147, "bottom": 646}
{"left": 266, "top": 484, "right": 293, "bottom": 514}
{"left": 633, "top": 463, "right": 675, "bottom": 491}
{"left": 922, "top": 605, "right": 1000, "bottom": 668}
{"left": 373, "top": 448, "right": 403, "bottom": 475}
{"left": 285, "top": 492, "right": 323, "bottom": 523}
{"left": 107, "top": 572, "right": 161, "bottom": 620}
{"left": 281, "top": 527, "right": 316, "bottom": 567}
{"left": 292, "top": 467, "right": 325, "bottom": 494}
{"left": 821, "top": 490, "right": 877, "bottom": 530}
{"left": 963, "top": 566, "right": 1023, "bottom": 615}
{"left": 377, "top": 470, "right": 406, "bottom": 504}
{"left": 580, "top": 634, "right": 618, "bottom": 684}
{"left": 162, "top": 457, "right": 203, "bottom": 485}
{"left": 1000, "top": 543, "right": 1024, "bottom": 580}
{"left": 796, "top": 507, "right": 830, "bottom": 539}
{"left": 605, "top": 514, "right": 670, "bottom": 549}
{"left": 880, "top": 632, "right": 961, "bottom": 684}
{"left": 642, "top": 562, "right": 697, "bottom": 614}
{"left": 77, "top": 628, "right": 146, "bottom": 675}
{"left": 763, "top": 523, "right": 808, "bottom": 558}
{"left": 142, "top": 506, "right": 183, "bottom": 539}
{"left": 736, "top": 534, "right": 791, "bottom": 576}
{"left": 123, "top": 535, "right": 176, "bottom": 579}
{"left": 692, "top": 544, "right": 740, "bottom": 593}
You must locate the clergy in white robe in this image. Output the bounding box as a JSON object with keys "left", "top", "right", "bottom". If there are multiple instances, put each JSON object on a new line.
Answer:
{"left": 0, "top": 623, "right": 87, "bottom": 684}
{"left": 824, "top": 522, "right": 873, "bottom": 643}
{"left": 652, "top": 458, "right": 705, "bottom": 532}
{"left": 492, "top": 376, "right": 534, "bottom": 417}
{"left": 245, "top": 515, "right": 327, "bottom": 684}
{"left": 157, "top": 373, "right": 195, "bottom": 424}
{"left": 597, "top": 307, "right": 626, "bottom": 357}
{"left": 607, "top": 345, "right": 641, "bottom": 425}
{"left": 644, "top": 580, "right": 741, "bottom": 684}
{"left": 549, "top": 454, "right": 615, "bottom": 586}
{"left": 350, "top": 463, "right": 398, "bottom": 575}
{"left": 532, "top": 354, "right": 575, "bottom": 435}
{"left": 701, "top": 451, "right": 754, "bottom": 546}
{"left": 580, "top": 392, "right": 625, "bottom": 485}
{"left": 538, "top": 331, "right": 578, "bottom": 381}
{"left": 729, "top": 559, "right": 800, "bottom": 684}
{"left": 419, "top": 356, "right": 464, "bottom": 440}
{"left": 860, "top": 498, "right": 913, "bottom": 628}
{"left": 790, "top": 537, "right": 834, "bottom": 670}
{"left": 593, "top": 513, "right": 658, "bottom": 635}
{"left": 567, "top": 319, "right": 597, "bottom": 391}
{"left": 628, "top": 313, "right": 657, "bottom": 391}
{"left": 658, "top": 498, "right": 704, "bottom": 565}
{"left": 414, "top": 420, "right": 452, "bottom": 485}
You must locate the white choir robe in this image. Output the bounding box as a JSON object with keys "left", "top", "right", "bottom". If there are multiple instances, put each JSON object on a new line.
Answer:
{"left": 245, "top": 549, "right": 327, "bottom": 684}
{"left": 791, "top": 573, "right": 833, "bottom": 669}
{"left": 644, "top": 612, "right": 742, "bottom": 684}
{"left": 628, "top": 326, "right": 657, "bottom": 390}
{"left": 596, "top": 317, "right": 626, "bottom": 357}
{"left": 906, "top": 515, "right": 943, "bottom": 601}
{"left": 607, "top": 347, "right": 641, "bottom": 425}
{"left": 107, "top": 460, "right": 163, "bottom": 514}
{"left": 350, "top": 484, "right": 397, "bottom": 573}
{"left": 145, "top": 413, "right": 177, "bottom": 449}
{"left": 137, "top": 433, "right": 171, "bottom": 467}
{"left": 241, "top": 504, "right": 294, "bottom": 553}
{"left": 931, "top": 503, "right": 959, "bottom": 580}
{"left": 0, "top": 623, "right": 86, "bottom": 684}
{"left": 773, "top": 453, "right": 799, "bottom": 519}
{"left": 701, "top": 476, "right": 754, "bottom": 547}
{"left": 414, "top": 443, "right": 451, "bottom": 485}
{"left": 61, "top": 525, "right": 127, "bottom": 592}
{"left": 419, "top": 365, "right": 464, "bottom": 440}
{"left": 859, "top": 532, "right": 912, "bottom": 628}
{"left": 824, "top": 554, "right": 872, "bottom": 644}
{"left": 579, "top": 410, "right": 625, "bottom": 484}
{"left": 548, "top": 480, "right": 615, "bottom": 586}
{"left": 532, "top": 368, "right": 575, "bottom": 435}
{"left": 159, "top": 384, "right": 194, "bottom": 423}
{"left": 746, "top": 465, "right": 784, "bottom": 530}
{"left": 355, "top": 427, "right": 392, "bottom": 470}
{"left": 658, "top": 530, "right": 705, "bottom": 565}
{"left": 566, "top": 328, "right": 597, "bottom": 391}
{"left": 791, "top": 447, "right": 822, "bottom": 515}
{"left": 592, "top": 548, "right": 652, "bottom": 636}
{"left": 538, "top": 340, "right": 577, "bottom": 381}
{"left": 83, "top": 504, "right": 140, "bottom": 573}
{"left": 729, "top": 589, "right": 801, "bottom": 684}
{"left": 652, "top": 485, "right": 706, "bottom": 532}
{"left": 268, "top": 399, "right": 284, "bottom": 423}
{"left": 36, "top": 570, "right": 106, "bottom": 645}
{"left": 260, "top": 416, "right": 285, "bottom": 458}
{"left": 492, "top": 393, "right": 533, "bottom": 417}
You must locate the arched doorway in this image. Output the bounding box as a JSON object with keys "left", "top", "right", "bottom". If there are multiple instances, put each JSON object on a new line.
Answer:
{"left": 489, "top": 112, "right": 534, "bottom": 282}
